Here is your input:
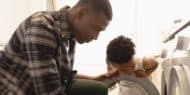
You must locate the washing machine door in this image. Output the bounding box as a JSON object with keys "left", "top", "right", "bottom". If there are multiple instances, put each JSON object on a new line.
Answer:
{"left": 168, "top": 65, "right": 190, "bottom": 95}
{"left": 106, "top": 73, "right": 160, "bottom": 95}
{"left": 161, "top": 71, "right": 167, "bottom": 95}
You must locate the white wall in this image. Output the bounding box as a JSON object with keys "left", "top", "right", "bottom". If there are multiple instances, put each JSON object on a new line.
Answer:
{"left": 138, "top": 0, "right": 190, "bottom": 56}
{"left": 0, "top": 0, "right": 45, "bottom": 45}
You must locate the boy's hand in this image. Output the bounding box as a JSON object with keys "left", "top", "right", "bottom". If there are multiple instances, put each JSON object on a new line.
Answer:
{"left": 143, "top": 57, "right": 158, "bottom": 70}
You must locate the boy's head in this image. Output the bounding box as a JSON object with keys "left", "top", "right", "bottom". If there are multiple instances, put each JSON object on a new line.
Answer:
{"left": 106, "top": 35, "right": 136, "bottom": 73}
{"left": 106, "top": 35, "right": 135, "bottom": 64}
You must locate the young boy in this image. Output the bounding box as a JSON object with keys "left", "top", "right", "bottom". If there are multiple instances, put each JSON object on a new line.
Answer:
{"left": 106, "top": 35, "right": 158, "bottom": 78}
{"left": 105, "top": 35, "right": 159, "bottom": 95}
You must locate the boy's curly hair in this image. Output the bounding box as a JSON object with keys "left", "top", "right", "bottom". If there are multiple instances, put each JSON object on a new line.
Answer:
{"left": 106, "top": 35, "right": 135, "bottom": 64}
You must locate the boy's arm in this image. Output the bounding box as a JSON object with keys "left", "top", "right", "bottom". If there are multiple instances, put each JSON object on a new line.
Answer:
{"left": 135, "top": 57, "right": 158, "bottom": 77}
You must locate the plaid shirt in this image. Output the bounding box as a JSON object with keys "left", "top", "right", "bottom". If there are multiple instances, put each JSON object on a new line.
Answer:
{"left": 0, "top": 6, "right": 76, "bottom": 95}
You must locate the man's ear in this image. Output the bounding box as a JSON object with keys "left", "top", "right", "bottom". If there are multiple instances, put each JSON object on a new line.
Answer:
{"left": 77, "top": 7, "right": 88, "bottom": 19}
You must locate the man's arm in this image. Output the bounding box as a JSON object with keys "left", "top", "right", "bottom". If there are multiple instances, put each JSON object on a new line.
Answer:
{"left": 75, "top": 73, "right": 110, "bottom": 81}
{"left": 75, "top": 74, "right": 95, "bottom": 80}
{"left": 75, "top": 68, "right": 118, "bottom": 81}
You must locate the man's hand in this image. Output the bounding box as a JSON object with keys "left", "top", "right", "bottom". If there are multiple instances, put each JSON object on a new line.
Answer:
{"left": 93, "top": 68, "right": 119, "bottom": 81}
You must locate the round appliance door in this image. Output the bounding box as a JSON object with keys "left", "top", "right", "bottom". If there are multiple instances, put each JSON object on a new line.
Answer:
{"left": 108, "top": 73, "right": 159, "bottom": 95}
{"left": 168, "top": 65, "right": 190, "bottom": 95}
{"left": 161, "top": 71, "right": 167, "bottom": 95}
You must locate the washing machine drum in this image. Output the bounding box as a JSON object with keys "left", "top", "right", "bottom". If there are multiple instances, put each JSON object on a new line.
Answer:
{"left": 107, "top": 73, "right": 159, "bottom": 95}
{"left": 111, "top": 80, "right": 149, "bottom": 95}
{"left": 169, "top": 65, "right": 190, "bottom": 95}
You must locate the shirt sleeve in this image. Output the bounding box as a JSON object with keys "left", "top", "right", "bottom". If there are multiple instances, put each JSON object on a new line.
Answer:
{"left": 22, "top": 25, "right": 66, "bottom": 95}
{"left": 135, "top": 57, "right": 145, "bottom": 71}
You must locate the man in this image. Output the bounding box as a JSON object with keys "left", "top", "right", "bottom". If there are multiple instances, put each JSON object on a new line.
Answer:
{"left": 0, "top": 0, "right": 112, "bottom": 95}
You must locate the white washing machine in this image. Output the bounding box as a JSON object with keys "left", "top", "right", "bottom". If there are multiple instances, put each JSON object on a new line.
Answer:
{"left": 161, "top": 56, "right": 190, "bottom": 95}
{"left": 161, "top": 35, "right": 190, "bottom": 95}
{"left": 169, "top": 64, "right": 190, "bottom": 95}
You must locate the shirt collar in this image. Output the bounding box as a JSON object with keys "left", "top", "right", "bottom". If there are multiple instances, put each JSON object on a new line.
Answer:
{"left": 52, "top": 6, "right": 75, "bottom": 41}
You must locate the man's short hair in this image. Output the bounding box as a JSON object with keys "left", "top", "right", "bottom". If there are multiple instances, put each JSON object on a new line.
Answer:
{"left": 76, "top": 0, "right": 112, "bottom": 20}
{"left": 106, "top": 35, "right": 135, "bottom": 64}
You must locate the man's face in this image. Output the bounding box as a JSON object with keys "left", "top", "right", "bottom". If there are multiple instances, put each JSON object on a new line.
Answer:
{"left": 73, "top": 8, "right": 110, "bottom": 43}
